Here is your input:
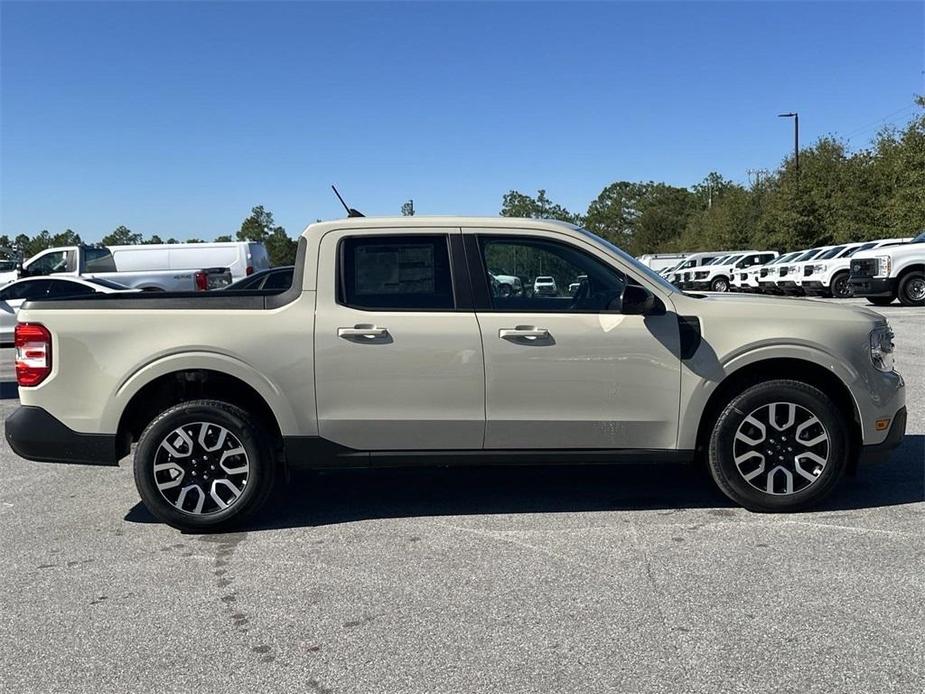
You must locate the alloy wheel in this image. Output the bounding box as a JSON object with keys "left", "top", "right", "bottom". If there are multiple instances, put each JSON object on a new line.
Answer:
{"left": 153, "top": 422, "right": 250, "bottom": 515}
{"left": 733, "top": 402, "right": 830, "bottom": 495}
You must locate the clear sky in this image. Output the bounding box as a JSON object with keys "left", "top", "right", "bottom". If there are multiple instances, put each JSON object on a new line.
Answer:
{"left": 1, "top": 1, "right": 922, "bottom": 242}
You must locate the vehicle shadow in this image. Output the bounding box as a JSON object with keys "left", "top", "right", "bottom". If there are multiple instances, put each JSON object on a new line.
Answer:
{"left": 124, "top": 435, "right": 924, "bottom": 532}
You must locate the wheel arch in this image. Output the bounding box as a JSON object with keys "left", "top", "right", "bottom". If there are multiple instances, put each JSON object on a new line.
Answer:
{"left": 688, "top": 356, "right": 862, "bottom": 461}
{"left": 108, "top": 352, "right": 302, "bottom": 457}
{"left": 896, "top": 262, "right": 925, "bottom": 283}
{"left": 116, "top": 368, "right": 286, "bottom": 459}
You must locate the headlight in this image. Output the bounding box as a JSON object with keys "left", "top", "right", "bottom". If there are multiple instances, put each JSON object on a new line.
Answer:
{"left": 813, "top": 263, "right": 827, "bottom": 273}
{"left": 869, "top": 325, "right": 895, "bottom": 372}
{"left": 876, "top": 255, "right": 891, "bottom": 277}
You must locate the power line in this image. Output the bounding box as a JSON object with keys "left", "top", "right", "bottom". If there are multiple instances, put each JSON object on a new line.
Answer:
{"left": 841, "top": 104, "right": 915, "bottom": 140}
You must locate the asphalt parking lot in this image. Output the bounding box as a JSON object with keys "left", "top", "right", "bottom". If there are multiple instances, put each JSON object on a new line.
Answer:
{"left": 0, "top": 299, "right": 922, "bottom": 694}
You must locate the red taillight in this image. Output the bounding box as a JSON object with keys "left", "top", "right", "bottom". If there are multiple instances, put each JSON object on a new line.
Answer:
{"left": 246, "top": 265, "right": 254, "bottom": 276}
{"left": 15, "top": 323, "right": 52, "bottom": 387}
{"left": 194, "top": 271, "right": 208, "bottom": 291}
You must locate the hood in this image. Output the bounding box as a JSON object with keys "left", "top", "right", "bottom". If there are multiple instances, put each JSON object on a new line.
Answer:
{"left": 674, "top": 291, "right": 886, "bottom": 325}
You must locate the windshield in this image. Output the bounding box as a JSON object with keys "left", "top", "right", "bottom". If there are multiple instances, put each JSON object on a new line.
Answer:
{"left": 794, "top": 248, "right": 822, "bottom": 261}
{"left": 912, "top": 231, "right": 925, "bottom": 243}
{"left": 706, "top": 256, "right": 728, "bottom": 266}
{"left": 723, "top": 255, "right": 743, "bottom": 265}
{"left": 817, "top": 245, "right": 847, "bottom": 260}
{"left": 772, "top": 253, "right": 797, "bottom": 265}
{"left": 843, "top": 242, "right": 877, "bottom": 257}
{"left": 576, "top": 227, "right": 678, "bottom": 293}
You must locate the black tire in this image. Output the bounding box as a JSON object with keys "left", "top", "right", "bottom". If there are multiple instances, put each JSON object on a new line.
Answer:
{"left": 707, "top": 380, "right": 849, "bottom": 512}
{"left": 710, "top": 276, "right": 730, "bottom": 292}
{"left": 133, "top": 399, "right": 276, "bottom": 532}
{"left": 829, "top": 271, "right": 852, "bottom": 299}
{"left": 897, "top": 271, "right": 925, "bottom": 307}
{"left": 867, "top": 296, "right": 894, "bottom": 306}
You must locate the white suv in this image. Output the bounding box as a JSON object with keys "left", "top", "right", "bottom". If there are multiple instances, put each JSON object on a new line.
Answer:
{"left": 533, "top": 276, "right": 557, "bottom": 296}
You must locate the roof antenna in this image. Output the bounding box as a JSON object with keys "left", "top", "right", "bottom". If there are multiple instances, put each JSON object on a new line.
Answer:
{"left": 331, "top": 185, "right": 365, "bottom": 217}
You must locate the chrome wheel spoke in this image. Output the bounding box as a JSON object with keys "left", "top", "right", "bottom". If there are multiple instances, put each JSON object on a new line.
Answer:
{"left": 152, "top": 422, "right": 250, "bottom": 516}
{"left": 732, "top": 401, "right": 830, "bottom": 496}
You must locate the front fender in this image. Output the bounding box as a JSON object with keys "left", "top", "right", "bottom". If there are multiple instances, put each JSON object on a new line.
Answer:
{"left": 677, "top": 342, "right": 862, "bottom": 450}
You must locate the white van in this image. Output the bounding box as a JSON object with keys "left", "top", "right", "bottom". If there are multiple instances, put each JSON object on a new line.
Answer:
{"left": 107, "top": 242, "right": 269, "bottom": 281}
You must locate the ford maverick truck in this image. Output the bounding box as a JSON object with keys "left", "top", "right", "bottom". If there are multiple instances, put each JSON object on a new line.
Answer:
{"left": 5, "top": 218, "right": 907, "bottom": 531}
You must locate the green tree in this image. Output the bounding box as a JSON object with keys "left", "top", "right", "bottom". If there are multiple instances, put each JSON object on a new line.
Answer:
{"left": 265, "top": 227, "right": 298, "bottom": 266}
{"left": 401, "top": 200, "right": 415, "bottom": 216}
{"left": 500, "top": 189, "right": 579, "bottom": 223}
{"left": 236, "top": 204, "right": 296, "bottom": 266}
{"left": 51, "top": 229, "right": 82, "bottom": 247}
{"left": 214, "top": 235, "right": 233, "bottom": 242}
{"left": 237, "top": 205, "right": 278, "bottom": 243}
{"left": 102, "top": 225, "right": 142, "bottom": 246}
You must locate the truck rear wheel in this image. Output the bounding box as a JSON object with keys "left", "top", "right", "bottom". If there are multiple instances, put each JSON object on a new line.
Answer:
{"left": 898, "top": 271, "right": 925, "bottom": 307}
{"left": 133, "top": 399, "right": 276, "bottom": 532}
{"left": 707, "top": 380, "right": 848, "bottom": 512}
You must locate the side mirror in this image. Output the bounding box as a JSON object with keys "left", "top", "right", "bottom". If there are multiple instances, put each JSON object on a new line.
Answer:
{"left": 621, "top": 284, "right": 657, "bottom": 315}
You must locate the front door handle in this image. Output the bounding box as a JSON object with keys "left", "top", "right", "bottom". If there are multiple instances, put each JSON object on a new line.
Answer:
{"left": 499, "top": 326, "right": 549, "bottom": 340}
{"left": 338, "top": 325, "right": 389, "bottom": 339}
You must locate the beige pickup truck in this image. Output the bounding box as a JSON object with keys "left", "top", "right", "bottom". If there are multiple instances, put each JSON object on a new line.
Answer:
{"left": 5, "top": 217, "right": 906, "bottom": 531}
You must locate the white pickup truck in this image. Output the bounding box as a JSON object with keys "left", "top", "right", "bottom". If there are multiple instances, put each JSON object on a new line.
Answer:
{"left": 5, "top": 217, "right": 906, "bottom": 531}
{"left": 848, "top": 231, "right": 925, "bottom": 306}
{"left": 1, "top": 244, "right": 242, "bottom": 291}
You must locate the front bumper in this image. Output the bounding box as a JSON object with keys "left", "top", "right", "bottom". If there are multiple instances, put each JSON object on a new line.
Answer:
{"left": 857, "top": 406, "right": 907, "bottom": 465}
{"left": 802, "top": 280, "right": 828, "bottom": 295}
{"left": 5, "top": 406, "right": 120, "bottom": 465}
{"left": 777, "top": 281, "right": 804, "bottom": 295}
{"left": 848, "top": 277, "right": 896, "bottom": 298}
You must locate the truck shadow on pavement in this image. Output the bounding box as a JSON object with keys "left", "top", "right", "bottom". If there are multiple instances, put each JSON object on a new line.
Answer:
{"left": 125, "top": 434, "right": 924, "bottom": 532}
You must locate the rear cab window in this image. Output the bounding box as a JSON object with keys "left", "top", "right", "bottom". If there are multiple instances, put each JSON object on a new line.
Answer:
{"left": 338, "top": 235, "right": 455, "bottom": 310}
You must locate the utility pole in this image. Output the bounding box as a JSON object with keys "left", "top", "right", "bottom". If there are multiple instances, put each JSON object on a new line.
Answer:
{"left": 746, "top": 168, "right": 771, "bottom": 186}
{"left": 777, "top": 112, "right": 799, "bottom": 173}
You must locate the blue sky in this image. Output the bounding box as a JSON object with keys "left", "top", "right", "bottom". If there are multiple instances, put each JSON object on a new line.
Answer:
{"left": 1, "top": 1, "right": 922, "bottom": 241}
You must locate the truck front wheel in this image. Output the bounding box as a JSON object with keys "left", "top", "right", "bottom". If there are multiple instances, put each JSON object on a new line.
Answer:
{"left": 829, "top": 271, "right": 852, "bottom": 299}
{"left": 133, "top": 400, "right": 276, "bottom": 532}
{"left": 898, "top": 271, "right": 925, "bottom": 307}
{"left": 710, "top": 276, "right": 730, "bottom": 292}
{"left": 706, "top": 380, "right": 848, "bottom": 512}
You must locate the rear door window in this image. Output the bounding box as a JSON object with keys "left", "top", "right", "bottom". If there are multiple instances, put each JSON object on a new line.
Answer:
{"left": 339, "top": 235, "right": 455, "bottom": 310}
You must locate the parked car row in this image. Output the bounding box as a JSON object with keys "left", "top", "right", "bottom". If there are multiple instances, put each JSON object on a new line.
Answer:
{"left": 663, "top": 232, "right": 925, "bottom": 306}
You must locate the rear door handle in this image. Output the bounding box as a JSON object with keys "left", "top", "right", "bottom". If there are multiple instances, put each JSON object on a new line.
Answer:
{"left": 499, "top": 326, "right": 549, "bottom": 340}
{"left": 338, "top": 325, "right": 389, "bottom": 339}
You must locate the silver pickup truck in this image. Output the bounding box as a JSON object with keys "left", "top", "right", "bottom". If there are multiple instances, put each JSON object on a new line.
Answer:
{"left": 5, "top": 217, "right": 906, "bottom": 531}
